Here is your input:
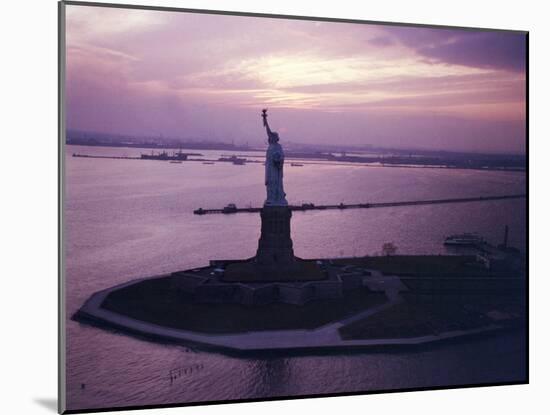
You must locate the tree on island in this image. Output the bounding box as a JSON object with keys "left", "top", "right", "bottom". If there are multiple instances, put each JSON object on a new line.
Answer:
{"left": 382, "top": 242, "right": 398, "bottom": 256}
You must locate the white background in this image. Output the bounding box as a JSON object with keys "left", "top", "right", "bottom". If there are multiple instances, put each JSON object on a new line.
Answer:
{"left": 0, "top": 0, "right": 546, "bottom": 414}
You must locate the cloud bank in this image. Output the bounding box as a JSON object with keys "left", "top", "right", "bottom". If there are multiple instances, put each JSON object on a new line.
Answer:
{"left": 65, "top": 5, "right": 527, "bottom": 154}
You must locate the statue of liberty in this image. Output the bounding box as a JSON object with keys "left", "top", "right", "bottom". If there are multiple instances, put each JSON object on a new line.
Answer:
{"left": 261, "top": 109, "right": 288, "bottom": 206}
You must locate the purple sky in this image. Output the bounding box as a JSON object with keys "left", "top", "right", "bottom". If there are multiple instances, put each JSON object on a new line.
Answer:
{"left": 65, "top": 5, "right": 527, "bottom": 154}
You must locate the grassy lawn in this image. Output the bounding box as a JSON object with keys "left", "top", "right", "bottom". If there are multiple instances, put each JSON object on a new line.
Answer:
{"left": 102, "top": 277, "right": 387, "bottom": 334}
{"left": 332, "top": 255, "right": 486, "bottom": 276}
{"left": 339, "top": 299, "right": 525, "bottom": 340}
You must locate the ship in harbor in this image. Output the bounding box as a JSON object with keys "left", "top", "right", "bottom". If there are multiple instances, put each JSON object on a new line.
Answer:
{"left": 218, "top": 155, "right": 247, "bottom": 165}
{"left": 141, "top": 150, "right": 190, "bottom": 161}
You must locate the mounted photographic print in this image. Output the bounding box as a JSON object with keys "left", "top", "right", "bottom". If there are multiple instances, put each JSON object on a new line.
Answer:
{"left": 58, "top": 1, "right": 528, "bottom": 413}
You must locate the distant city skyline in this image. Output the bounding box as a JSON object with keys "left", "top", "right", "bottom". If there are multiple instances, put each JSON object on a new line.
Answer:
{"left": 65, "top": 5, "right": 527, "bottom": 154}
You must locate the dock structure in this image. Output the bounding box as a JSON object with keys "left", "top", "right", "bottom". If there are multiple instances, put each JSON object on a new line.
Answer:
{"left": 193, "top": 194, "right": 526, "bottom": 215}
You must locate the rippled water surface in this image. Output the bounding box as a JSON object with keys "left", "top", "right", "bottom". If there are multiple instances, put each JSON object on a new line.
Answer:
{"left": 64, "top": 145, "right": 527, "bottom": 411}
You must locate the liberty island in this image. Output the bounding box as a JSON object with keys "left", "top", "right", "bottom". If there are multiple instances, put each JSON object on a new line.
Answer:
{"left": 74, "top": 110, "right": 525, "bottom": 354}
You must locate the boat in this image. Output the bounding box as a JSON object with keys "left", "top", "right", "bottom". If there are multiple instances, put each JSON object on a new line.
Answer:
{"left": 169, "top": 161, "right": 182, "bottom": 164}
{"left": 290, "top": 162, "right": 304, "bottom": 167}
{"left": 172, "top": 150, "right": 189, "bottom": 160}
{"left": 444, "top": 233, "right": 484, "bottom": 246}
{"left": 141, "top": 150, "right": 169, "bottom": 160}
{"left": 141, "top": 149, "right": 189, "bottom": 161}
{"left": 222, "top": 203, "right": 238, "bottom": 213}
{"left": 218, "top": 155, "right": 246, "bottom": 165}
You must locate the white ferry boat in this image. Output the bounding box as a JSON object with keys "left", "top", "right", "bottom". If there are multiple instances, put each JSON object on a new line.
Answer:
{"left": 444, "top": 233, "right": 484, "bottom": 246}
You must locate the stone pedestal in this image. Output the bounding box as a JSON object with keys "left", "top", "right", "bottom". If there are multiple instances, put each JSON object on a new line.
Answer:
{"left": 222, "top": 205, "right": 326, "bottom": 282}
{"left": 255, "top": 206, "right": 295, "bottom": 270}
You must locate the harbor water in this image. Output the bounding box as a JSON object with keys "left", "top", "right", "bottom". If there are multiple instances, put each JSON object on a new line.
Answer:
{"left": 64, "top": 145, "right": 527, "bottom": 411}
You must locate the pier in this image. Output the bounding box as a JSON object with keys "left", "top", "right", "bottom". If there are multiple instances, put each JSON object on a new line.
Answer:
{"left": 193, "top": 194, "right": 526, "bottom": 215}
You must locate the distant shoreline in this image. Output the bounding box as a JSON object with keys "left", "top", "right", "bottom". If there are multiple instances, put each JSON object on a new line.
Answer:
{"left": 67, "top": 143, "right": 526, "bottom": 173}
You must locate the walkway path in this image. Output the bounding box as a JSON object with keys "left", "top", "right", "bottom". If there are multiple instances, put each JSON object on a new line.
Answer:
{"left": 76, "top": 272, "right": 504, "bottom": 354}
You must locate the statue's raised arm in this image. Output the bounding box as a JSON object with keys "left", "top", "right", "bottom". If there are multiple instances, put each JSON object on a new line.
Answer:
{"left": 261, "top": 109, "right": 278, "bottom": 142}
